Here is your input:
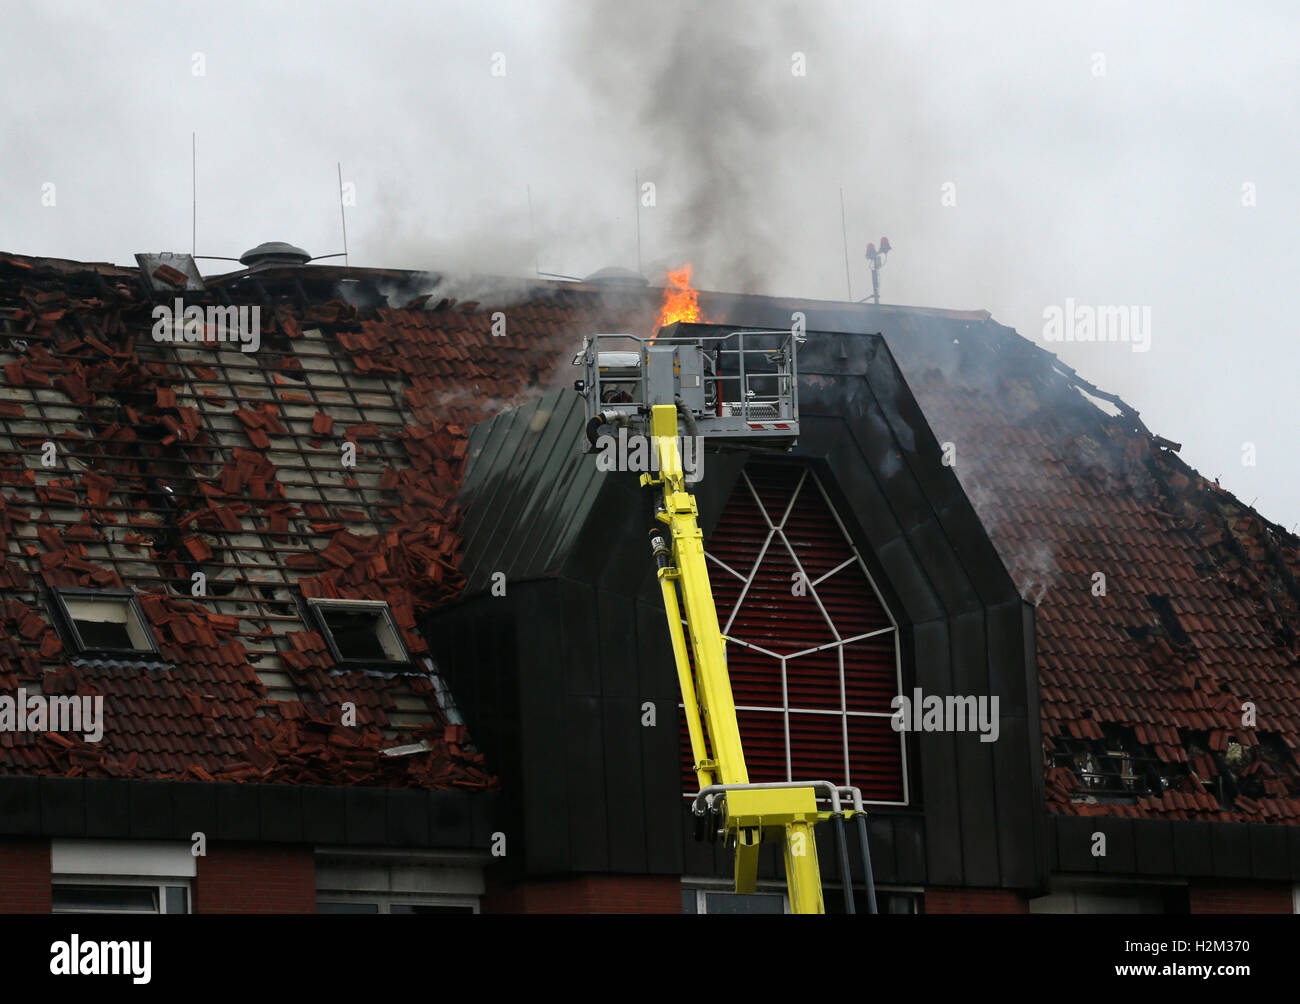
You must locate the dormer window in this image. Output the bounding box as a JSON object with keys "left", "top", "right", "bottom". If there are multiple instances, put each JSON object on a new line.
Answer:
{"left": 52, "top": 589, "right": 157, "bottom": 657}
{"left": 307, "top": 598, "right": 410, "bottom": 668}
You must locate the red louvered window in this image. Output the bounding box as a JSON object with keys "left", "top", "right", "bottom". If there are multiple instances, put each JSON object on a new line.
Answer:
{"left": 681, "top": 464, "right": 907, "bottom": 805}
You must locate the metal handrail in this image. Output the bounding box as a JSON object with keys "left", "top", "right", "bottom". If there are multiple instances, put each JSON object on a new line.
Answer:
{"left": 581, "top": 327, "right": 799, "bottom": 452}
{"left": 691, "top": 781, "right": 878, "bottom": 914}
{"left": 693, "top": 780, "right": 846, "bottom": 815}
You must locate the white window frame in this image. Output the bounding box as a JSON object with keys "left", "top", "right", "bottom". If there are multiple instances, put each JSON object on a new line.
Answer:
{"left": 305, "top": 597, "right": 411, "bottom": 668}
{"left": 684, "top": 879, "right": 790, "bottom": 915}
{"left": 684, "top": 878, "right": 920, "bottom": 915}
{"left": 51, "top": 874, "right": 192, "bottom": 915}
{"left": 316, "top": 892, "right": 480, "bottom": 914}
{"left": 314, "top": 847, "right": 485, "bottom": 914}
{"left": 51, "top": 840, "right": 196, "bottom": 914}
{"left": 51, "top": 588, "right": 157, "bottom": 657}
{"left": 1028, "top": 875, "right": 1190, "bottom": 914}
{"left": 694, "top": 467, "right": 908, "bottom": 806}
{"left": 877, "top": 887, "right": 923, "bottom": 914}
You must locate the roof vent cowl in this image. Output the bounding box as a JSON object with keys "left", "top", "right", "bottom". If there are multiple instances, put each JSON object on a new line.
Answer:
{"left": 239, "top": 241, "right": 312, "bottom": 269}
{"left": 582, "top": 266, "right": 648, "bottom": 287}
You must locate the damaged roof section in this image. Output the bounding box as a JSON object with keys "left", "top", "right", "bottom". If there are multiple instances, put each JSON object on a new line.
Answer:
{"left": 688, "top": 291, "right": 1300, "bottom": 822}
{"left": 1, "top": 250, "right": 1297, "bottom": 824}
{"left": 878, "top": 317, "right": 1300, "bottom": 823}
{"left": 0, "top": 252, "right": 645, "bottom": 788}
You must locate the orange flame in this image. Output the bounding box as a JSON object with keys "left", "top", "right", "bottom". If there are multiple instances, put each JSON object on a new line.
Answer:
{"left": 653, "top": 264, "right": 702, "bottom": 336}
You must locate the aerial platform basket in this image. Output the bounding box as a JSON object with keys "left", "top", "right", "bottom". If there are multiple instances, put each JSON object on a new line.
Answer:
{"left": 573, "top": 321, "right": 802, "bottom": 450}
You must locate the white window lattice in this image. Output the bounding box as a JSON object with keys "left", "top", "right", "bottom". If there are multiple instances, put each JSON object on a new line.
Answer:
{"left": 689, "top": 466, "right": 908, "bottom": 804}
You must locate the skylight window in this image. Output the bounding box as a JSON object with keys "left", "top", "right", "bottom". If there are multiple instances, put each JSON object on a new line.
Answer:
{"left": 52, "top": 590, "right": 157, "bottom": 656}
{"left": 307, "top": 598, "right": 409, "bottom": 667}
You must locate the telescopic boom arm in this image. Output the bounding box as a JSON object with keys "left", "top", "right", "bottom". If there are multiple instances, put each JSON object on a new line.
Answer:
{"left": 641, "top": 404, "right": 828, "bottom": 913}
{"left": 578, "top": 326, "right": 876, "bottom": 914}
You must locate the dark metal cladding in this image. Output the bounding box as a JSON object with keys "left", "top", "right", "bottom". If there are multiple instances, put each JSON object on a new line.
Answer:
{"left": 432, "top": 327, "right": 1041, "bottom": 889}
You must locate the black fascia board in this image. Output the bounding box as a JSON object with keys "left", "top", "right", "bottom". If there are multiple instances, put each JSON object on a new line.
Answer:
{"left": 0, "top": 776, "right": 497, "bottom": 852}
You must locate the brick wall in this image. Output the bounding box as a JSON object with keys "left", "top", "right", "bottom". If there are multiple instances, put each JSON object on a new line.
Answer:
{"left": 0, "top": 839, "right": 51, "bottom": 913}
{"left": 485, "top": 873, "right": 682, "bottom": 914}
{"left": 1189, "top": 880, "right": 1293, "bottom": 914}
{"left": 925, "top": 887, "right": 1030, "bottom": 914}
{"left": 194, "top": 842, "right": 316, "bottom": 914}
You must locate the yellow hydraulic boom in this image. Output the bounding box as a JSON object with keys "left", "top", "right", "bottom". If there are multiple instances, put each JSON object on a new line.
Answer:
{"left": 578, "top": 324, "right": 876, "bottom": 914}
{"left": 642, "top": 404, "right": 866, "bottom": 915}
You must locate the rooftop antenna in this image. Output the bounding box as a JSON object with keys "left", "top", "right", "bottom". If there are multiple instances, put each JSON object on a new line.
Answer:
{"left": 523, "top": 186, "right": 581, "bottom": 280}
{"left": 839, "top": 187, "right": 851, "bottom": 300}
{"left": 337, "top": 162, "right": 349, "bottom": 267}
{"left": 527, "top": 184, "right": 540, "bottom": 278}
{"left": 863, "top": 236, "right": 893, "bottom": 305}
{"left": 635, "top": 169, "right": 644, "bottom": 275}
{"left": 191, "top": 132, "right": 197, "bottom": 257}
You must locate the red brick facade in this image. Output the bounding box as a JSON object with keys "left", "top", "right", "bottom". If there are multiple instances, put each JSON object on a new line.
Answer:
{"left": 484, "top": 873, "right": 682, "bottom": 914}
{"left": 193, "top": 843, "right": 317, "bottom": 914}
{"left": 925, "top": 887, "right": 1031, "bottom": 914}
{"left": 2, "top": 836, "right": 1296, "bottom": 914}
{"left": 0, "top": 840, "right": 52, "bottom": 913}
{"left": 924, "top": 880, "right": 1297, "bottom": 914}
{"left": 1189, "top": 880, "right": 1294, "bottom": 914}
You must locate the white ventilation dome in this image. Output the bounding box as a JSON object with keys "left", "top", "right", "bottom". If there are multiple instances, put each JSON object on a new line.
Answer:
{"left": 239, "top": 242, "right": 311, "bottom": 268}
{"left": 582, "top": 266, "right": 648, "bottom": 287}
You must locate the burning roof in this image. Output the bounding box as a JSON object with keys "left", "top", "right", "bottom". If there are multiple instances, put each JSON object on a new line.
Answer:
{"left": 879, "top": 318, "right": 1300, "bottom": 822}
{"left": 0, "top": 250, "right": 1296, "bottom": 822}
{"left": 654, "top": 264, "right": 702, "bottom": 330}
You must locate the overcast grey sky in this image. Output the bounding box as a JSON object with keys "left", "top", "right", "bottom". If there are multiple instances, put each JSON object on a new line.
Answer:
{"left": 2, "top": 0, "right": 1296, "bottom": 526}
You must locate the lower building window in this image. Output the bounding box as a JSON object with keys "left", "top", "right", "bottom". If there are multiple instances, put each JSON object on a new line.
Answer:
{"left": 314, "top": 849, "right": 484, "bottom": 914}
{"left": 50, "top": 840, "right": 196, "bottom": 914}
{"left": 1029, "top": 881, "right": 1189, "bottom": 914}
{"left": 684, "top": 880, "right": 919, "bottom": 915}
{"left": 317, "top": 896, "right": 476, "bottom": 914}
{"left": 682, "top": 882, "right": 788, "bottom": 914}
{"left": 53, "top": 880, "right": 191, "bottom": 915}
{"left": 823, "top": 888, "right": 921, "bottom": 914}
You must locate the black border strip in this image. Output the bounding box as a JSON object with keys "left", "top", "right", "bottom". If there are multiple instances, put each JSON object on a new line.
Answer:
{"left": 0, "top": 777, "right": 499, "bottom": 850}
{"left": 1051, "top": 814, "right": 1300, "bottom": 880}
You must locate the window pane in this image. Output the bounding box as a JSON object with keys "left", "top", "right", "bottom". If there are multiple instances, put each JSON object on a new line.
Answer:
{"left": 165, "top": 886, "right": 189, "bottom": 914}
{"left": 53, "top": 884, "right": 159, "bottom": 914}
{"left": 731, "top": 709, "right": 788, "bottom": 784}
{"left": 845, "top": 714, "right": 906, "bottom": 801}
{"left": 388, "top": 903, "right": 474, "bottom": 914}
{"left": 322, "top": 608, "right": 389, "bottom": 660}
{"left": 315, "top": 605, "right": 406, "bottom": 662}
{"left": 61, "top": 594, "right": 152, "bottom": 653}
{"left": 75, "top": 618, "right": 136, "bottom": 651}
{"left": 784, "top": 648, "right": 843, "bottom": 711}
{"left": 317, "top": 901, "right": 380, "bottom": 913}
{"left": 702, "top": 892, "right": 784, "bottom": 914}
{"left": 787, "top": 712, "right": 847, "bottom": 784}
